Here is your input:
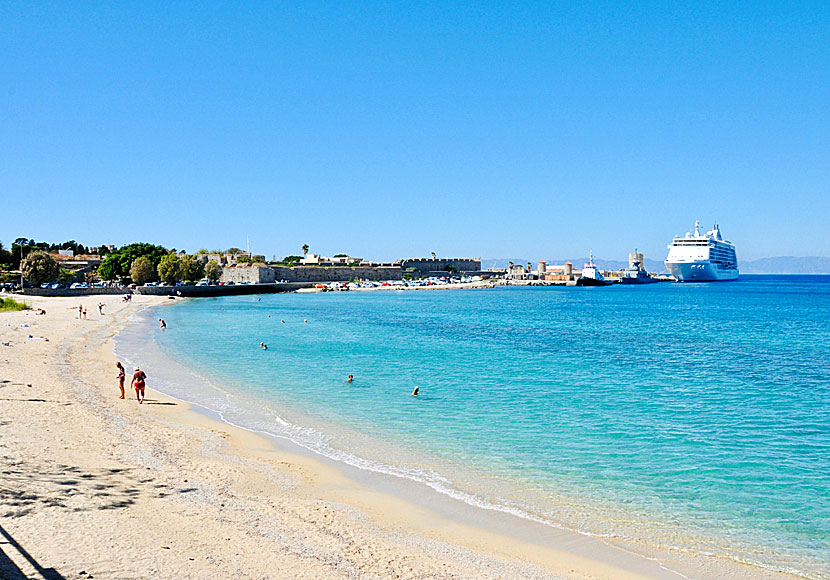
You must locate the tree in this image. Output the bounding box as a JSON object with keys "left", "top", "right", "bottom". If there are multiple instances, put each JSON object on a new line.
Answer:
{"left": 97, "top": 243, "right": 169, "bottom": 281}
{"left": 21, "top": 251, "right": 60, "bottom": 285}
{"left": 431, "top": 251, "right": 436, "bottom": 259}
{"left": 11, "top": 238, "right": 34, "bottom": 269}
{"left": 282, "top": 255, "right": 302, "bottom": 264}
{"left": 157, "top": 254, "right": 182, "bottom": 285}
{"left": 205, "top": 260, "right": 222, "bottom": 283}
{"left": 130, "top": 257, "right": 156, "bottom": 285}
{"left": 226, "top": 247, "right": 242, "bottom": 254}
{"left": 98, "top": 255, "right": 120, "bottom": 281}
{"left": 0, "top": 241, "right": 12, "bottom": 268}
{"left": 180, "top": 255, "right": 205, "bottom": 283}
{"left": 302, "top": 244, "right": 309, "bottom": 257}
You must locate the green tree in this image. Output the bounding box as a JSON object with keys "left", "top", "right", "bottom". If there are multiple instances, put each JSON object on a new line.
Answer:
{"left": 130, "top": 256, "right": 156, "bottom": 285}
{"left": 11, "top": 238, "right": 34, "bottom": 269}
{"left": 282, "top": 255, "right": 302, "bottom": 264}
{"left": 205, "top": 260, "right": 222, "bottom": 283}
{"left": 226, "top": 247, "right": 242, "bottom": 254}
{"left": 302, "top": 244, "right": 309, "bottom": 257}
{"left": 97, "top": 255, "right": 120, "bottom": 281}
{"left": 157, "top": 254, "right": 182, "bottom": 285}
{"left": 0, "top": 241, "right": 12, "bottom": 268}
{"left": 97, "top": 243, "right": 168, "bottom": 280}
{"left": 21, "top": 251, "right": 60, "bottom": 285}
{"left": 180, "top": 256, "right": 205, "bottom": 283}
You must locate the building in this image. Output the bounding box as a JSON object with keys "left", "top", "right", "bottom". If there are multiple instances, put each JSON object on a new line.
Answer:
{"left": 401, "top": 257, "right": 482, "bottom": 277}
{"left": 506, "top": 264, "right": 530, "bottom": 280}
{"left": 629, "top": 251, "right": 645, "bottom": 270}
{"left": 220, "top": 265, "right": 276, "bottom": 284}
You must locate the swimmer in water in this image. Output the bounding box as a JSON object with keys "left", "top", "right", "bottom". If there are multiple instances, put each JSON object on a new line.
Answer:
{"left": 411, "top": 386, "right": 419, "bottom": 397}
{"left": 304, "top": 319, "right": 308, "bottom": 323}
{"left": 260, "top": 342, "right": 268, "bottom": 350}
{"left": 281, "top": 319, "right": 285, "bottom": 324}
{"left": 159, "top": 318, "right": 166, "bottom": 329}
{"left": 347, "top": 374, "right": 353, "bottom": 383}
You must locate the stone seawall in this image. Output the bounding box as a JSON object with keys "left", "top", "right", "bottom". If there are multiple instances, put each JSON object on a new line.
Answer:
{"left": 18, "top": 288, "right": 131, "bottom": 297}
{"left": 136, "top": 283, "right": 309, "bottom": 297}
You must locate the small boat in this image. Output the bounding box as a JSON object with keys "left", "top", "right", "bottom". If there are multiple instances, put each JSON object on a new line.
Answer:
{"left": 576, "top": 251, "right": 612, "bottom": 286}
{"left": 620, "top": 254, "right": 657, "bottom": 284}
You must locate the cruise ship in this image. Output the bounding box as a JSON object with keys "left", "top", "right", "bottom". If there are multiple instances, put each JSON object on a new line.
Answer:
{"left": 665, "top": 221, "right": 738, "bottom": 282}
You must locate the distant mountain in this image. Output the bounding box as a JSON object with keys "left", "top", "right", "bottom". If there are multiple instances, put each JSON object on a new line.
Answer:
{"left": 481, "top": 256, "right": 830, "bottom": 274}
{"left": 740, "top": 256, "right": 830, "bottom": 274}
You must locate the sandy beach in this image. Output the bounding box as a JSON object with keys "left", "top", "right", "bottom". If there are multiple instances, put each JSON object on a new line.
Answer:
{"left": 0, "top": 294, "right": 806, "bottom": 580}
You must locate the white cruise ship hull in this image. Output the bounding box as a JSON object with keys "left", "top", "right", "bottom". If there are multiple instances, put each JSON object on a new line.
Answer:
{"left": 665, "top": 260, "right": 738, "bottom": 282}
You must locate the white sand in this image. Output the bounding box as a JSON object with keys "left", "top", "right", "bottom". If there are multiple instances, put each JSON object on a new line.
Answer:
{"left": 0, "top": 294, "right": 805, "bottom": 579}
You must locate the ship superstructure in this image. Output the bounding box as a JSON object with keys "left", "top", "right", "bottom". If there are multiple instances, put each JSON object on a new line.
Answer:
{"left": 665, "top": 221, "right": 738, "bottom": 282}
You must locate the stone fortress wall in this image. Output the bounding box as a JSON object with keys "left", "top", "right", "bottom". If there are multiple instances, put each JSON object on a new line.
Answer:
{"left": 221, "top": 265, "right": 402, "bottom": 284}
{"left": 401, "top": 258, "right": 481, "bottom": 276}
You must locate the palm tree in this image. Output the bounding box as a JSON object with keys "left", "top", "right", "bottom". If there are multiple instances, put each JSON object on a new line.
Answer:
{"left": 302, "top": 244, "right": 309, "bottom": 257}
{"left": 431, "top": 251, "right": 436, "bottom": 259}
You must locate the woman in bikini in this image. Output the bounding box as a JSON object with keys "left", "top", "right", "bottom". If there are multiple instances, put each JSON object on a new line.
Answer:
{"left": 131, "top": 367, "right": 146, "bottom": 404}
{"left": 116, "top": 362, "right": 126, "bottom": 399}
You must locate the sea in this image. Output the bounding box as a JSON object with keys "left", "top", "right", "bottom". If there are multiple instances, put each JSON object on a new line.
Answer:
{"left": 115, "top": 275, "right": 830, "bottom": 578}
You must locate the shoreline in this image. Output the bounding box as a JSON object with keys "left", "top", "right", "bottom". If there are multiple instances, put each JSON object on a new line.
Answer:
{"left": 0, "top": 294, "right": 812, "bottom": 579}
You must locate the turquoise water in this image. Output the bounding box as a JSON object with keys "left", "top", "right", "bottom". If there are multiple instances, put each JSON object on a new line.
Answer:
{"left": 132, "top": 277, "right": 830, "bottom": 576}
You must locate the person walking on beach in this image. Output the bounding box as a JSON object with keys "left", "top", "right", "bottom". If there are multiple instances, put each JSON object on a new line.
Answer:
{"left": 82, "top": 307, "right": 88, "bottom": 319}
{"left": 131, "top": 367, "right": 146, "bottom": 404}
{"left": 98, "top": 302, "right": 105, "bottom": 315}
{"left": 78, "top": 304, "right": 83, "bottom": 319}
{"left": 116, "top": 362, "right": 126, "bottom": 399}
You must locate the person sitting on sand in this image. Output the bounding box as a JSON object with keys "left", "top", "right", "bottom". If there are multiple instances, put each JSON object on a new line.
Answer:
{"left": 116, "top": 362, "right": 126, "bottom": 399}
{"left": 159, "top": 318, "right": 166, "bottom": 329}
{"left": 131, "top": 367, "right": 146, "bottom": 404}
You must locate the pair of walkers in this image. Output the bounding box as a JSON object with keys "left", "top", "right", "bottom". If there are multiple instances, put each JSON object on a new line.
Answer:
{"left": 116, "top": 362, "right": 146, "bottom": 404}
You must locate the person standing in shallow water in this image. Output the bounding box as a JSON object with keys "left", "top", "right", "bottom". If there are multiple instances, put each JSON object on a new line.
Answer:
{"left": 131, "top": 367, "right": 146, "bottom": 404}
{"left": 116, "top": 362, "right": 126, "bottom": 399}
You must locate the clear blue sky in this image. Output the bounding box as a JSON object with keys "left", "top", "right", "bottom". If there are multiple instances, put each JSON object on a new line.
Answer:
{"left": 2, "top": 1, "right": 828, "bottom": 262}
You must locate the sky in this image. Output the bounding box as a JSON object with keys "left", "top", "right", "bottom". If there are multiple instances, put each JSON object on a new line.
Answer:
{"left": 1, "top": 1, "right": 828, "bottom": 262}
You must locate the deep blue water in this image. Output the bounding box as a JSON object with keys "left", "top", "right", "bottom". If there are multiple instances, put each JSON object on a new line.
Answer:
{"left": 140, "top": 276, "right": 830, "bottom": 576}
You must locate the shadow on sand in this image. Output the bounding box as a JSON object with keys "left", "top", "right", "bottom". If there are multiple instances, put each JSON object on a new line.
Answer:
{"left": 0, "top": 524, "right": 66, "bottom": 580}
